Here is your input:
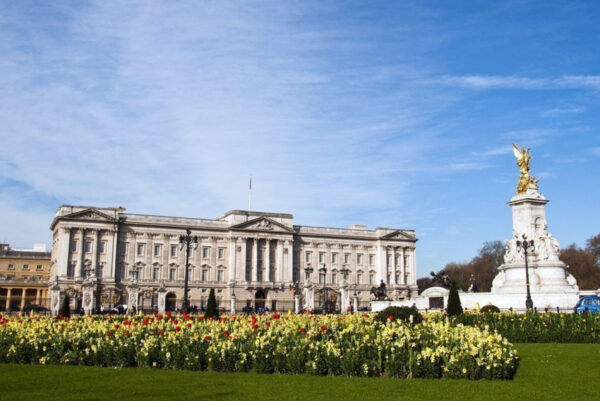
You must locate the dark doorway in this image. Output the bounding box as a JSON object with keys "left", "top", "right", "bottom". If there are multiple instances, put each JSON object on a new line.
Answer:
{"left": 429, "top": 297, "right": 444, "bottom": 309}
{"left": 166, "top": 292, "right": 177, "bottom": 312}
{"left": 255, "top": 290, "right": 266, "bottom": 312}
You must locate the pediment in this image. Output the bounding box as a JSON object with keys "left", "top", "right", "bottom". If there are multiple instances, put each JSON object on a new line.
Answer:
{"left": 61, "top": 208, "right": 118, "bottom": 223}
{"left": 230, "top": 216, "right": 294, "bottom": 233}
{"left": 380, "top": 230, "right": 416, "bottom": 241}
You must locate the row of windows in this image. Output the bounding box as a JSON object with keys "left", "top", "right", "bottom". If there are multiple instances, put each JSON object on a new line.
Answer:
{"left": 305, "top": 252, "right": 375, "bottom": 266}
{"left": 5, "top": 264, "right": 44, "bottom": 271}
{"left": 305, "top": 252, "right": 410, "bottom": 267}
{"left": 0, "top": 274, "right": 44, "bottom": 281}
{"left": 128, "top": 268, "right": 225, "bottom": 282}
{"left": 314, "top": 272, "right": 407, "bottom": 285}
{"left": 70, "top": 240, "right": 107, "bottom": 253}
{"left": 116, "top": 244, "right": 227, "bottom": 259}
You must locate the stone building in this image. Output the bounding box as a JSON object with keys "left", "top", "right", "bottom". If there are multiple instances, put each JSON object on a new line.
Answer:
{"left": 48, "top": 205, "right": 418, "bottom": 315}
{"left": 0, "top": 243, "right": 51, "bottom": 311}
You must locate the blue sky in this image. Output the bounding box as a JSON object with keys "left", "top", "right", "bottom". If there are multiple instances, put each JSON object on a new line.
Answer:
{"left": 1, "top": 1, "right": 599, "bottom": 277}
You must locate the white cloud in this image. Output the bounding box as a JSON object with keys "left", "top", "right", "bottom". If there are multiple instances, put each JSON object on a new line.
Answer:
{"left": 542, "top": 107, "right": 585, "bottom": 117}
{"left": 434, "top": 75, "right": 600, "bottom": 91}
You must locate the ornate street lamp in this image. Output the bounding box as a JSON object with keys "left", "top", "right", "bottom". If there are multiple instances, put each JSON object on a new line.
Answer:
{"left": 179, "top": 228, "right": 198, "bottom": 313}
{"left": 516, "top": 233, "right": 535, "bottom": 310}
{"left": 340, "top": 266, "right": 350, "bottom": 282}
{"left": 304, "top": 265, "right": 314, "bottom": 282}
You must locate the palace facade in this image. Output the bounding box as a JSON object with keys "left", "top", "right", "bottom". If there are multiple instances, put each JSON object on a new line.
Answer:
{"left": 0, "top": 243, "right": 51, "bottom": 311}
{"left": 48, "top": 205, "right": 417, "bottom": 314}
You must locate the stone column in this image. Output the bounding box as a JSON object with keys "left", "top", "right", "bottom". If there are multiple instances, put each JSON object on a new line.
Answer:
{"left": 35, "top": 289, "right": 41, "bottom": 305}
{"left": 20, "top": 291, "right": 26, "bottom": 310}
{"left": 50, "top": 284, "right": 60, "bottom": 316}
{"left": 59, "top": 227, "right": 71, "bottom": 277}
{"left": 77, "top": 229, "right": 85, "bottom": 278}
{"left": 252, "top": 238, "right": 258, "bottom": 282}
{"left": 276, "top": 240, "right": 284, "bottom": 282}
{"left": 108, "top": 228, "right": 118, "bottom": 279}
{"left": 265, "top": 239, "right": 271, "bottom": 282}
{"left": 340, "top": 286, "right": 347, "bottom": 313}
{"left": 410, "top": 248, "right": 417, "bottom": 285}
{"left": 228, "top": 237, "right": 237, "bottom": 284}
{"left": 391, "top": 247, "right": 396, "bottom": 285}
{"left": 353, "top": 295, "right": 359, "bottom": 313}
{"left": 230, "top": 292, "right": 236, "bottom": 314}
{"left": 401, "top": 247, "right": 406, "bottom": 284}
{"left": 294, "top": 293, "right": 300, "bottom": 313}
{"left": 238, "top": 238, "right": 247, "bottom": 282}
{"left": 157, "top": 287, "right": 166, "bottom": 314}
{"left": 284, "top": 240, "right": 293, "bottom": 283}
{"left": 5, "top": 288, "right": 11, "bottom": 310}
{"left": 376, "top": 241, "right": 386, "bottom": 284}
{"left": 92, "top": 230, "right": 99, "bottom": 277}
{"left": 82, "top": 284, "right": 95, "bottom": 315}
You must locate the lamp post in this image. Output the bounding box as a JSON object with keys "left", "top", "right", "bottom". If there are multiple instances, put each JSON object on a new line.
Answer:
{"left": 516, "top": 233, "right": 534, "bottom": 310}
{"left": 179, "top": 228, "right": 198, "bottom": 313}
{"left": 318, "top": 265, "right": 328, "bottom": 313}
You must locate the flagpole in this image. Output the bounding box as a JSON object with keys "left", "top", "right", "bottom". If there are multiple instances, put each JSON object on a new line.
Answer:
{"left": 248, "top": 174, "right": 252, "bottom": 211}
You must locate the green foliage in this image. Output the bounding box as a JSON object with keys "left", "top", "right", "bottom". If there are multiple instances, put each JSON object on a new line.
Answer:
{"left": 59, "top": 294, "right": 70, "bottom": 318}
{"left": 446, "top": 281, "right": 463, "bottom": 317}
{"left": 374, "top": 306, "right": 423, "bottom": 325}
{"left": 204, "top": 288, "right": 219, "bottom": 319}
{"left": 436, "top": 311, "right": 600, "bottom": 343}
{"left": 480, "top": 304, "right": 500, "bottom": 313}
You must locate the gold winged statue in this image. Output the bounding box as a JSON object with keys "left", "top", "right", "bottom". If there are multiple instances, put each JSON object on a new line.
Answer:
{"left": 512, "top": 144, "right": 539, "bottom": 194}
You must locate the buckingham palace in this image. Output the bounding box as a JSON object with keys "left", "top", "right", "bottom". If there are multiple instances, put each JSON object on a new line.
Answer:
{"left": 48, "top": 205, "right": 418, "bottom": 315}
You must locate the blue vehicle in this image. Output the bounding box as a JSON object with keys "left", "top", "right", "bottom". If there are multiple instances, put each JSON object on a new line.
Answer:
{"left": 574, "top": 296, "right": 600, "bottom": 313}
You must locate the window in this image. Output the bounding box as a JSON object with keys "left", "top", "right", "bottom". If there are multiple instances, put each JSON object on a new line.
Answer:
{"left": 217, "top": 270, "right": 223, "bottom": 282}
{"left": 369, "top": 255, "right": 374, "bottom": 265}
{"left": 99, "top": 241, "right": 106, "bottom": 253}
{"left": 369, "top": 273, "right": 374, "bottom": 285}
{"left": 6, "top": 275, "right": 14, "bottom": 281}
{"left": 344, "top": 253, "right": 350, "bottom": 264}
{"left": 170, "top": 245, "right": 177, "bottom": 257}
{"left": 84, "top": 241, "right": 92, "bottom": 253}
{"left": 332, "top": 273, "right": 337, "bottom": 284}
{"left": 202, "top": 247, "right": 210, "bottom": 259}
{"left": 395, "top": 253, "right": 400, "bottom": 266}
{"left": 119, "top": 243, "right": 127, "bottom": 255}
{"left": 154, "top": 244, "right": 161, "bottom": 257}
{"left": 357, "top": 273, "right": 362, "bottom": 285}
{"left": 70, "top": 240, "right": 77, "bottom": 252}
{"left": 305, "top": 251, "right": 312, "bottom": 264}
{"left": 116, "top": 265, "right": 125, "bottom": 280}
{"left": 387, "top": 273, "right": 391, "bottom": 284}
{"left": 137, "top": 244, "right": 145, "bottom": 256}
{"left": 319, "top": 273, "right": 324, "bottom": 284}
{"left": 332, "top": 253, "right": 338, "bottom": 264}
{"left": 319, "top": 252, "right": 325, "bottom": 263}
{"left": 153, "top": 267, "right": 160, "bottom": 280}
{"left": 23, "top": 275, "right": 29, "bottom": 280}
{"left": 387, "top": 255, "right": 391, "bottom": 266}
{"left": 96, "top": 265, "right": 103, "bottom": 278}
{"left": 202, "top": 269, "right": 208, "bottom": 281}
{"left": 67, "top": 263, "right": 75, "bottom": 278}
{"left": 357, "top": 254, "right": 363, "bottom": 265}
{"left": 23, "top": 264, "right": 30, "bottom": 270}
{"left": 169, "top": 269, "right": 176, "bottom": 281}
{"left": 218, "top": 248, "right": 225, "bottom": 259}
{"left": 395, "top": 271, "right": 400, "bottom": 284}
{"left": 0, "top": 275, "right": 4, "bottom": 281}
{"left": 7, "top": 264, "right": 14, "bottom": 270}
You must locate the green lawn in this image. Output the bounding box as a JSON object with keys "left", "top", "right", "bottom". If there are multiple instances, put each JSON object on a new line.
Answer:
{"left": 0, "top": 344, "right": 598, "bottom": 401}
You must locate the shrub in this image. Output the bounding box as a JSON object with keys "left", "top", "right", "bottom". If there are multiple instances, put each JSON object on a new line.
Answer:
{"left": 204, "top": 288, "right": 219, "bottom": 319}
{"left": 59, "top": 294, "right": 70, "bottom": 318}
{"left": 480, "top": 304, "right": 501, "bottom": 313}
{"left": 446, "top": 281, "right": 463, "bottom": 317}
{"left": 375, "top": 306, "right": 423, "bottom": 325}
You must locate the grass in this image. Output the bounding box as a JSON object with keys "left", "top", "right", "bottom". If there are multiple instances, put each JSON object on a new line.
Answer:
{"left": 0, "top": 344, "right": 598, "bottom": 401}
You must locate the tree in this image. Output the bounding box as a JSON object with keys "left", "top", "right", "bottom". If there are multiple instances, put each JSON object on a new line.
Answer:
{"left": 204, "top": 288, "right": 219, "bottom": 319}
{"left": 560, "top": 244, "right": 600, "bottom": 290}
{"left": 446, "top": 280, "right": 463, "bottom": 317}
{"left": 586, "top": 233, "right": 600, "bottom": 264}
{"left": 59, "top": 294, "right": 70, "bottom": 318}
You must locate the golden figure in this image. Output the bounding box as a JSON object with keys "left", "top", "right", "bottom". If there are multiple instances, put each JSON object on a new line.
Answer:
{"left": 512, "top": 144, "right": 539, "bottom": 194}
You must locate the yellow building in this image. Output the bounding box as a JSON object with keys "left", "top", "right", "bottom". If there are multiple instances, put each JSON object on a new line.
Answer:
{"left": 0, "top": 243, "right": 51, "bottom": 311}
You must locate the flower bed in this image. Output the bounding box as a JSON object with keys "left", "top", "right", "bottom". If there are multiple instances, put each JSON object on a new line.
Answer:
{"left": 432, "top": 312, "right": 600, "bottom": 343}
{"left": 0, "top": 313, "right": 518, "bottom": 380}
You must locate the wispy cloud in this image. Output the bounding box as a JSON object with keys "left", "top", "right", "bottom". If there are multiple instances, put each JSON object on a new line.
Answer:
{"left": 542, "top": 107, "right": 585, "bottom": 117}
{"left": 433, "top": 75, "right": 600, "bottom": 91}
